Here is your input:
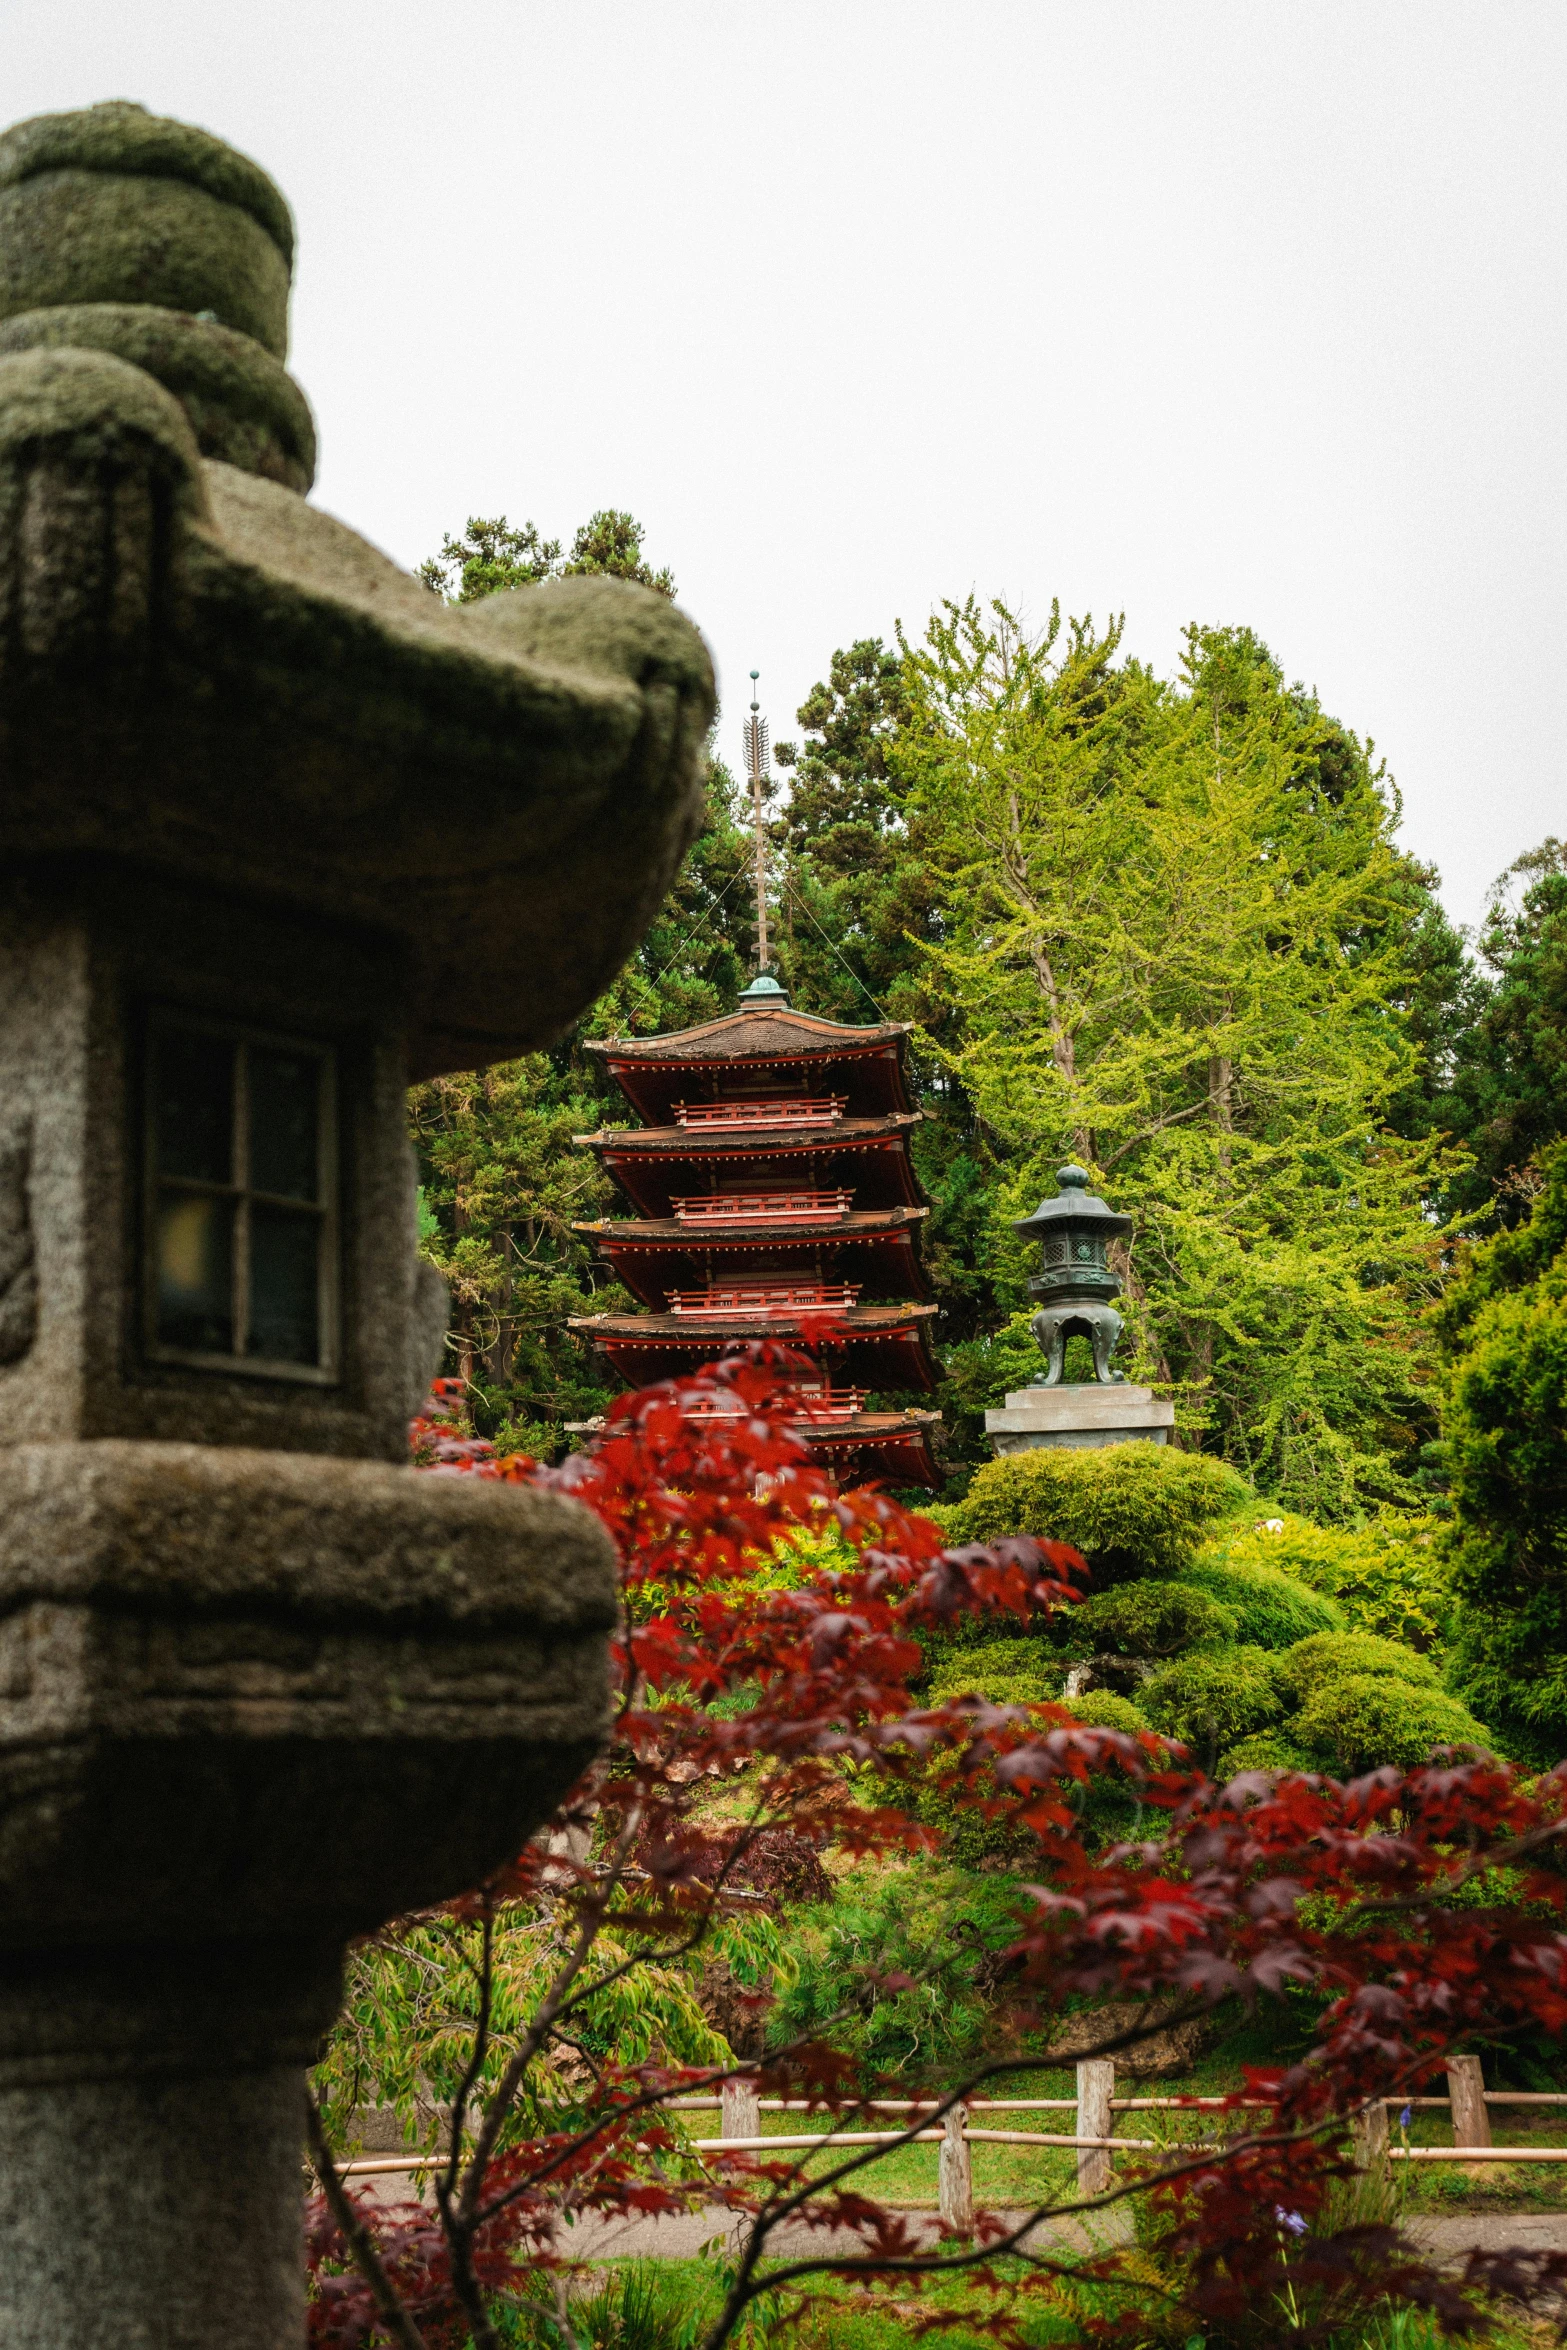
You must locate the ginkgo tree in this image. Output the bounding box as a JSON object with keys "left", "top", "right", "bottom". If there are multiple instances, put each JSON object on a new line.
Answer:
{"left": 896, "top": 601, "right": 1458, "bottom": 1515}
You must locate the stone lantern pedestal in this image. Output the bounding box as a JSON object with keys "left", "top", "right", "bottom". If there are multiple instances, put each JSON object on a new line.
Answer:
{"left": 0, "top": 100, "right": 716, "bottom": 2347}
{"left": 985, "top": 1383, "right": 1174, "bottom": 1453}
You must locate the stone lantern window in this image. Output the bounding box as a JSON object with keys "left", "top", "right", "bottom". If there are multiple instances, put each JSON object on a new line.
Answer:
{"left": 145, "top": 1016, "right": 338, "bottom": 1378}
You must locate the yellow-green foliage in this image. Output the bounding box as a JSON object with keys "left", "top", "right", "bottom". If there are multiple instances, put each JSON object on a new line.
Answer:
{"left": 1175, "top": 1557, "right": 1343, "bottom": 1649}
{"left": 1063, "top": 1690, "right": 1152, "bottom": 1737}
{"left": 314, "top": 1906, "right": 737, "bottom": 2153}
{"left": 1199, "top": 1511, "right": 1450, "bottom": 1648}
{"left": 1140, "top": 1646, "right": 1284, "bottom": 1759}
{"left": 1077, "top": 1580, "right": 1236, "bottom": 1657}
{"left": 1220, "top": 1730, "right": 1321, "bottom": 1775}
{"left": 948, "top": 1444, "right": 1245, "bottom": 1577}
{"left": 925, "top": 1644, "right": 1057, "bottom": 1705}
{"left": 1294, "top": 1674, "right": 1493, "bottom": 1773}
{"left": 1277, "top": 1630, "right": 1441, "bottom": 1703}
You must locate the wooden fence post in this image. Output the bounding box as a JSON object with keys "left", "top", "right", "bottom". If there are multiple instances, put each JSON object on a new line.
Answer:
{"left": 939, "top": 2102, "right": 973, "bottom": 2232}
{"left": 1352, "top": 2098, "right": 1389, "bottom": 2176}
{"left": 1077, "top": 2059, "right": 1115, "bottom": 2195}
{"left": 1446, "top": 2056, "right": 1491, "bottom": 2150}
{"left": 721, "top": 2075, "right": 760, "bottom": 2145}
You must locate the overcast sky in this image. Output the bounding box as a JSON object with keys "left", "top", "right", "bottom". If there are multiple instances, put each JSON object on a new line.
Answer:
{"left": 11, "top": 3, "right": 1564, "bottom": 929}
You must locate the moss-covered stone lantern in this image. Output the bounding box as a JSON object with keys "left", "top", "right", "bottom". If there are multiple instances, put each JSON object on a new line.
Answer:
{"left": 1013, "top": 1164, "right": 1134, "bottom": 1385}
{"left": 0, "top": 101, "right": 715, "bottom": 2348}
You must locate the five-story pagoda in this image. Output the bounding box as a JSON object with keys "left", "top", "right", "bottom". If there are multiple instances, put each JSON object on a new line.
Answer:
{"left": 568, "top": 971, "right": 942, "bottom": 1488}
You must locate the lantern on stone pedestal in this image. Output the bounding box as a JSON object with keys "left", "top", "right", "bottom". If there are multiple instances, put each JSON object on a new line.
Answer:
{"left": 0, "top": 101, "right": 715, "bottom": 2349}
{"left": 1012, "top": 1164, "right": 1134, "bottom": 1386}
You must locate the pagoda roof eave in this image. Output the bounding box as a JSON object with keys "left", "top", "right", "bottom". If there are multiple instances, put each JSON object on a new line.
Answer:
{"left": 584, "top": 1008, "right": 912, "bottom": 1062}
{"left": 572, "top": 1205, "right": 930, "bottom": 1244}
{"left": 573, "top": 1113, "right": 920, "bottom": 1152}
{"left": 568, "top": 1303, "right": 939, "bottom": 1341}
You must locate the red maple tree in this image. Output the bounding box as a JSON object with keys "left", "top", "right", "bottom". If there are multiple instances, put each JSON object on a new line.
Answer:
{"left": 305, "top": 1345, "right": 1567, "bottom": 2349}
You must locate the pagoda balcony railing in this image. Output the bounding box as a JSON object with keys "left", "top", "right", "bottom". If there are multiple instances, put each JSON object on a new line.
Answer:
{"left": 672, "top": 1096, "right": 846, "bottom": 1129}
{"left": 666, "top": 1281, "right": 862, "bottom": 1316}
{"left": 681, "top": 1384, "right": 867, "bottom": 1424}
{"left": 670, "top": 1189, "right": 855, "bottom": 1226}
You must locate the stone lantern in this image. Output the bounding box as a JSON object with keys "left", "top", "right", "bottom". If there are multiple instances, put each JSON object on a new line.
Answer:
{"left": 983, "top": 1166, "right": 1174, "bottom": 1455}
{"left": 0, "top": 102, "right": 715, "bottom": 2347}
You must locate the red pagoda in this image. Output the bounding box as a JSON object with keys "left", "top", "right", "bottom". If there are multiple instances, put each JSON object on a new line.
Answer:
{"left": 568, "top": 971, "right": 943, "bottom": 1488}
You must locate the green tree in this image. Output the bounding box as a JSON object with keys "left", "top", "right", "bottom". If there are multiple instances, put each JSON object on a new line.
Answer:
{"left": 896, "top": 597, "right": 1459, "bottom": 1517}
{"left": 1440, "top": 841, "right": 1567, "bottom": 1228}
{"left": 1437, "top": 1136, "right": 1567, "bottom": 1760}
{"left": 419, "top": 507, "right": 673, "bottom": 603}
{"left": 410, "top": 510, "right": 744, "bottom": 1447}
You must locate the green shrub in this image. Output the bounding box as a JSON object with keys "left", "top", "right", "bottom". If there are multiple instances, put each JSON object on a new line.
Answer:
{"left": 1294, "top": 1673, "right": 1494, "bottom": 1773}
{"left": 948, "top": 1444, "right": 1245, "bottom": 1579}
{"left": 767, "top": 1864, "right": 1031, "bottom": 2079}
{"left": 1437, "top": 1139, "right": 1567, "bottom": 1760}
{"left": 1176, "top": 1558, "right": 1343, "bottom": 1650}
{"left": 1200, "top": 1511, "right": 1451, "bottom": 1648}
{"left": 1219, "top": 1730, "right": 1322, "bottom": 1776}
{"left": 1063, "top": 1690, "right": 1153, "bottom": 1737}
{"left": 1140, "top": 1645, "right": 1283, "bottom": 1762}
{"left": 926, "top": 1646, "right": 1057, "bottom": 1705}
{"left": 1277, "top": 1630, "right": 1441, "bottom": 1703}
{"left": 1077, "top": 1580, "right": 1236, "bottom": 1657}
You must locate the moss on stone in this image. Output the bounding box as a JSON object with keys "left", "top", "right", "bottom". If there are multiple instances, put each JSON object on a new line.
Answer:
{"left": 0, "top": 101, "right": 292, "bottom": 262}
{"left": 0, "top": 303, "right": 314, "bottom": 489}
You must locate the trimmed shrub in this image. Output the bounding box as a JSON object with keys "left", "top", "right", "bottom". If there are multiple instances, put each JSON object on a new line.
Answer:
{"left": 1176, "top": 1558, "right": 1342, "bottom": 1651}
{"left": 1199, "top": 1511, "right": 1450, "bottom": 1648}
{"left": 1140, "top": 1646, "right": 1283, "bottom": 1762}
{"left": 926, "top": 1647, "right": 1056, "bottom": 1706}
{"left": 1294, "top": 1674, "right": 1494, "bottom": 1773}
{"left": 1218, "top": 1731, "right": 1322, "bottom": 1777}
{"left": 1063, "top": 1690, "right": 1153, "bottom": 1737}
{"left": 1077, "top": 1581, "right": 1236, "bottom": 1658}
{"left": 1278, "top": 1631, "right": 1441, "bottom": 1704}
{"left": 948, "top": 1444, "right": 1245, "bottom": 1579}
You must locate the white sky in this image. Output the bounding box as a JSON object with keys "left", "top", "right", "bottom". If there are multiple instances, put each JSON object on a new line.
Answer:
{"left": 11, "top": 3, "right": 1565, "bottom": 929}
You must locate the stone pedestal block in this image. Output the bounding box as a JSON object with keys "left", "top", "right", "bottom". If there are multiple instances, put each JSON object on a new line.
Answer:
{"left": 985, "top": 1383, "right": 1174, "bottom": 1454}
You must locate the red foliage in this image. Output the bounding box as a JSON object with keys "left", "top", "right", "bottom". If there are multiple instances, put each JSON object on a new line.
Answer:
{"left": 308, "top": 1349, "right": 1567, "bottom": 2350}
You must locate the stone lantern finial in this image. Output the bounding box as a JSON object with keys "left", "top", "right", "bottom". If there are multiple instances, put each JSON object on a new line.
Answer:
{"left": 0, "top": 100, "right": 716, "bottom": 2347}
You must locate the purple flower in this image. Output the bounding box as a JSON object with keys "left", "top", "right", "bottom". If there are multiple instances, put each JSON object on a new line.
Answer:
{"left": 1399, "top": 2105, "right": 1412, "bottom": 2130}
{"left": 1274, "top": 2206, "right": 1307, "bottom": 2236}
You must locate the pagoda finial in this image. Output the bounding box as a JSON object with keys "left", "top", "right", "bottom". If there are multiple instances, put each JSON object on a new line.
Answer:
{"left": 742, "top": 670, "right": 771, "bottom": 978}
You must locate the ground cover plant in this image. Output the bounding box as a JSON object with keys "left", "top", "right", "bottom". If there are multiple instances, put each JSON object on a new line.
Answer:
{"left": 305, "top": 1350, "right": 1567, "bottom": 2350}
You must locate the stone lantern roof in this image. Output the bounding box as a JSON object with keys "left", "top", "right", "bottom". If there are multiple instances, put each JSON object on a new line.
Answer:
{"left": 0, "top": 101, "right": 715, "bottom": 1081}
{"left": 1012, "top": 1164, "right": 1134, "bottom": 1250}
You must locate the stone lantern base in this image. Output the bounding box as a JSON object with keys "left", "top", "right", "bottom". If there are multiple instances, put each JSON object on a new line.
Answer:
{"left": 985, "top": 1384, "right": 1174, "bottom": 1455}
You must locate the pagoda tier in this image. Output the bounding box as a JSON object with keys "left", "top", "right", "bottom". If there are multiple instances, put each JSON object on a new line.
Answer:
{"left": 572, "top": 977, "right": 943, "bottom": 1487}
{"left": 572, "top": 1204, "right": 932, "bottom": 1310}
{"left": 566, "top": 1301, "right": 941, "bottom": 1391}
{"left": 574, "top": 1114, "right": 924, "bottom": 1220}
{"left": 584, "top": 1001, "right": 915, "bottom": 1124}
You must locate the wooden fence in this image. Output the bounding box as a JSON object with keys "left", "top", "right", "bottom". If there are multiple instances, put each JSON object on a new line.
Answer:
{"left": 332, "top": 2055, "right": 1567, "bottom": 2232}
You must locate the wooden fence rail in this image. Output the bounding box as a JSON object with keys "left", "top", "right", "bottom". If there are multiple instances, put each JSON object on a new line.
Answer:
{"left": 329, "top": 2056, "right": 1567, "bottom": 2228}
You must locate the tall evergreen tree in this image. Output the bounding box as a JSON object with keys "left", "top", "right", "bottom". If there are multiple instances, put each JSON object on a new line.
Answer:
{"left": 893, "top": 598, "right": 1457, "bottom": 1517}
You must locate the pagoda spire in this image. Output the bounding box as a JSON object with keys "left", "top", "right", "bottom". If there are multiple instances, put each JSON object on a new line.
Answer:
{"left": 742, "top": 669, "right": 771, "bottom": 974}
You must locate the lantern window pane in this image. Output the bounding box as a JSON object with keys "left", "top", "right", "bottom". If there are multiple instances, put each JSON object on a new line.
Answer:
{"left": 145, "top": 1017, "right": 337, "bottom": 1382}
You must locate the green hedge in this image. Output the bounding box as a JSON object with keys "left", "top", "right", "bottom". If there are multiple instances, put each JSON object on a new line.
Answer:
{"left": 1197, "top": 1511, "right": 1451, "bottom": 1648}
{"left": 947, "top": 1444, "right": 1245, "bottom": 1578}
